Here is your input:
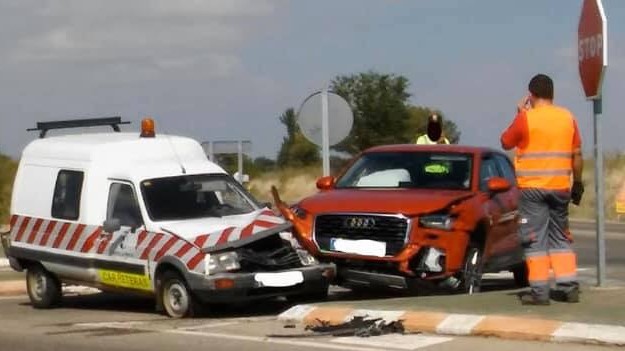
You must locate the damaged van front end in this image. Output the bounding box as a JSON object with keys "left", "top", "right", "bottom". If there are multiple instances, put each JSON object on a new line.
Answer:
{"left": 175, "top": 221, "right": 336, "bottom": 304}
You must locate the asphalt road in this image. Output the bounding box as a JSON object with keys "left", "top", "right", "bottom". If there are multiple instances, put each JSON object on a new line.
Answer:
{"left": 0, "top": 294, "right": 619, "bottom": 351}
{"left": 0, "top": 222, "right": 622, "bottom": 351}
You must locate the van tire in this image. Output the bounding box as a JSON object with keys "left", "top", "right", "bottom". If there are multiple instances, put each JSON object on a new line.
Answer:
{"left": 159, "top": 270, "right": 200, "bottom": 318}
{"left": 456, "top": 243, "right": 484, "bottom": 295}
{"left": 26, "top": 264, "right": 62, "bottom": 309}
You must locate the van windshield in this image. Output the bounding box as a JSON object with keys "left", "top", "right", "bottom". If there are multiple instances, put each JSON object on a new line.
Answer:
{"left": 140, "top": 174, "right": 258, "bottom": 221}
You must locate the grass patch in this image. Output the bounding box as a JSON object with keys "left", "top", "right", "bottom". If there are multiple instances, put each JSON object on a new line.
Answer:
{"left": 248, "top": 165, "right": 322, "bottom": 204}
{"left": 569, "top": 152, "right": 625, "bottom": 221}
{"left": 248, "top": 156, "right": 625, "bottom": 221}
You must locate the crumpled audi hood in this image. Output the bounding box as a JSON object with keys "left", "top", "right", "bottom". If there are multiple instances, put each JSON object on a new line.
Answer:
{"left": 298, "top": 189, "right": 474, "bottom": 216}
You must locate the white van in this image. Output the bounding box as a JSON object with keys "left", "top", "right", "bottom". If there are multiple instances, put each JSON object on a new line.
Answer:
{"left": 1, "top": 117, "right": 334, "bottom": 318}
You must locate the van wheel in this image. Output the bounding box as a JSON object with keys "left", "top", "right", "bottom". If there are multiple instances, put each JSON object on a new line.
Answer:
{"left": 26, "top": 265, "right": 62, "bottom": 309}
{"left": 457, "top": 244, "right": 484, "bottom": 295}
{"left": 159, "top": 270, "right": 200, "bottom": 318}
{"left": 512, "top": 263, "right": 529, "bottom": 287}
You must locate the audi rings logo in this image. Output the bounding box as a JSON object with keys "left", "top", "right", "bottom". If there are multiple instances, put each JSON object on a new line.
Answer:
{"left": 344, "top": 217, "right": 376, "bottom": 229}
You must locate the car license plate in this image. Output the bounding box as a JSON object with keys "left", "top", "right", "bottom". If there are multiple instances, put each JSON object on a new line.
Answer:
{"left": 254, "top": 271, "right": 304, "bottom": 287}
{"left": 330, "top": 238, "right": 386, "bottom": 257}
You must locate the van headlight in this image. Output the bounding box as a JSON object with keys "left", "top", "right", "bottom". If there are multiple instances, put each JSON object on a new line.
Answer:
{"left": 206, "top": 252, "right": 240, "bottom": 274}
{"left": 419, "top": 214, "right": 455, "bottom": 230}
{"left": 296, "top": 249, "right": 318, "bottom": 266}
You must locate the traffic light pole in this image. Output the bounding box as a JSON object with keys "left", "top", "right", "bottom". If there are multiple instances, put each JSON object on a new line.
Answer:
{"left": 593, "top": 97, "right": 606, "bottom": 287}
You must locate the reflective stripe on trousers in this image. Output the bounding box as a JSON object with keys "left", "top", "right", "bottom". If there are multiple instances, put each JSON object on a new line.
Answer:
{"left": 519, "top": 188, "right": 578, "bottom": 298}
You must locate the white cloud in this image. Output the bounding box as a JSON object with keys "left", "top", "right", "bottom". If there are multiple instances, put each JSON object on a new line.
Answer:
{"left": 2, "top": 0, "right": 275, "bottom": 75}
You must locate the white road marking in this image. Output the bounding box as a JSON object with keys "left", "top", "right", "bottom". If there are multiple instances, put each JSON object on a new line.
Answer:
{"left": 0, "top": 295, "right": 27, "bottom": 300}
{"left": 71, "top": 319, "right": 447, "bottom": 351}
{"left": 179, "top": 322, "right": 241, "bottom": 330}
{"left": 74, "top": 321, "right": 149, "bottom": 328}
{"left": 165, "top": 329, "right": 389, "bottom": 351}
{"left": 553, "top": 322, "right": 625, "bottom": 345}
{"left": 332, "top": 334, "right": 453, "bottom": 350}
{"left": 436, "top": 314, "right": 483, "bottom": 335}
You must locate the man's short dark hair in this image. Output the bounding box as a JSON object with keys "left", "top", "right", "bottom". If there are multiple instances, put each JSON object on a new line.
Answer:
{"left": 528, "top": 74, "right": 554, "bottom": 99}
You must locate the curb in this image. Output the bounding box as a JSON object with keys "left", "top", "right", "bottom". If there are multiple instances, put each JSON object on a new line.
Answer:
{"left": 278, "top": 305, "right": 625, "bottom": 346}
{"left": 0, "top": 279, "right": 101, "bottom": 297}
{"left": 0, "top": 280, "right": 26, "bottom": 296}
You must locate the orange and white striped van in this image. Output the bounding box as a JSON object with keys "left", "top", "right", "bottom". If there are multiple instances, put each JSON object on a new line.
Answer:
{"left": 1, "top": 117, "right": 334, "bottom": 318}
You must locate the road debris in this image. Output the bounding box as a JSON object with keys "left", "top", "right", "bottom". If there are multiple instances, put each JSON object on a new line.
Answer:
{"left": 269, "top": 315, "right": 409, "bottom": 338}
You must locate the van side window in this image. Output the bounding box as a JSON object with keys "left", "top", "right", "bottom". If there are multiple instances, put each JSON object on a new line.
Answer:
{"left": 107, "top": 183, "right": 143, "bottom": 229}
{"left": 51, "top": 170, "right": 84, "bottom": 220}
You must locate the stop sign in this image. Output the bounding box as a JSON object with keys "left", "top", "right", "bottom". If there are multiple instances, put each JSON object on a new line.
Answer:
{"left": 578, "top": 0, "right": 608, "bottom": 100}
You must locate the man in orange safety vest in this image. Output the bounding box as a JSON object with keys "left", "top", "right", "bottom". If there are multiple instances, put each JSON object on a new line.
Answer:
{"left": 500, "top": 74, "right": 584, "bottom": 305}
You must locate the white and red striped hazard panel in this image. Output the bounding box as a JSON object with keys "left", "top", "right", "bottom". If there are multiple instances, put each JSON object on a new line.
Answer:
{"left": 9, "top": 209, "right": 286, "bottom": 274}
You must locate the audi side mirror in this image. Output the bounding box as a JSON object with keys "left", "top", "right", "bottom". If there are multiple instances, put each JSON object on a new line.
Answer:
{"left": 316, "top": 176, "right": 335, "bottom": 190}
{"left": 487, "top": 177, "right": 511, "bottom": 193}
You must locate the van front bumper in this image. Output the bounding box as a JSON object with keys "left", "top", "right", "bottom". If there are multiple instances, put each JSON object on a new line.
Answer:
{"left": 185, "top": 263, "right": 335, "bottom": 303}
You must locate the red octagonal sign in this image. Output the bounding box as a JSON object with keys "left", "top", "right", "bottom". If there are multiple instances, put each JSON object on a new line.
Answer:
{"left": 578, "top": 0, "right": 608, "bottom": 100}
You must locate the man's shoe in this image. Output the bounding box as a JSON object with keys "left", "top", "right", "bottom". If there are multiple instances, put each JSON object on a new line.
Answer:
{"left": 550, "top": 287, "right": 580, "bottom": 303}
{"left": 520, "top": 294, "right": 550, "bottom": 306}
{"left": 565, "top": 288, "right": 580, "bottom": 303}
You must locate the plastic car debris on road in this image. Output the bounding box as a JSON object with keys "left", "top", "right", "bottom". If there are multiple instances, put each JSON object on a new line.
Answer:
{"left": 270, "top": 316, "right": 408, "bottom": 338}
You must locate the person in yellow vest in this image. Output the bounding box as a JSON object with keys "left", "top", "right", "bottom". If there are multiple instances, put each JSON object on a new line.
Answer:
{"left": 501, "top": 74, "right": 584, "bottom": 305}
{"left": 416, "top": 114, "right": 450, "bottom": 145}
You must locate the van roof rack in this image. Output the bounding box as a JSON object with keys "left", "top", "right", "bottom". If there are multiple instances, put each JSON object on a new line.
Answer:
{"left": 27, "top": 117, "right": 131, "bottom": 138}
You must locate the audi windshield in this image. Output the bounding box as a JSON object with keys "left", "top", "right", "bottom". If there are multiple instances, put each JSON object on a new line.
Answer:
{"left": 140, "top": 174, "right": 259, "bottom": 221}
{"left": 335, "top": 152, "right": 473, "bottom": 190}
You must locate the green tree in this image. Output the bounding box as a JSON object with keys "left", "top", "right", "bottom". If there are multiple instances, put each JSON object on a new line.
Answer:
{"left": 277, "top": 108, "right": 320, "bottom": 167}
{"left": 214, "top": 154, "right": 260, "bottom": 177}
{"left": 331, "top": 71, "right": 411, "bottom": 154}
{"left": 253, "top": 157, "right": 276, "bottom": 173}
{"left": 405, "top": 105, "right": 461, "bottom": 144}
{"left": 0, "top": 154, "right": 18, "bottom": 223}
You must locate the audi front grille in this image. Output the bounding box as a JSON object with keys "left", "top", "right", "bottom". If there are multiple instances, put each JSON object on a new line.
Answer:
{"left": 313, "top": 214, "right": 409, "bottom": 256}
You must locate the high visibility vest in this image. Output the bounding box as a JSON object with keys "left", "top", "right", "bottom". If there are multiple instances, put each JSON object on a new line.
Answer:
{"left": 416, "top": 134, "right": 450, "bottom": 145}
{"left": 514, "top": 105, "right": 575, "bottom": 190}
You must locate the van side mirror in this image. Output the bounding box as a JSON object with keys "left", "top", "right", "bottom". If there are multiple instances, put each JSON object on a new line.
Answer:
{"left": 316, "top": 176, "right": 335, "bottom": 190}
{"left": 487, "top": 177, "right": 511, "bottom": 193}
{"left": 103, "top": 218, "right": 121, "bottom": 233}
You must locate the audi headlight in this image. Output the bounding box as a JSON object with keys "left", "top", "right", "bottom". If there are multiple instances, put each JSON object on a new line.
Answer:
{"left": 419, "top": 214, "right": 455, "bottom": 230}
{"left": 297, "top": 249, "right": 318, "bottom": 266}
{"left": 206, "top": 251, "right": 240, "bottom": 274}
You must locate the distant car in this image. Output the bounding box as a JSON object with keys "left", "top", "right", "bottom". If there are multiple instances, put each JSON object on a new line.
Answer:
{"left": 273, "top": 144, "right": 527, "bottom": 294}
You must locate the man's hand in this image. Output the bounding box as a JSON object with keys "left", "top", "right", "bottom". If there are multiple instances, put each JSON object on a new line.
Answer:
{"left": 517, "top": 95, "right": 531, "bottom": 113}
{"left": 571, "top": 181, "right": 584, "bottom": 205}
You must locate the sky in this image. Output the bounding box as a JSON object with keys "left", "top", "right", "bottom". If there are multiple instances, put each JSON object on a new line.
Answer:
{"left": 1, "top": 0, "right": 624, "bottom": 160}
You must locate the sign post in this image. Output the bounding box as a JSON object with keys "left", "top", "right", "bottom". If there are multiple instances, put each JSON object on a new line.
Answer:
{"left": 578, "top": 0, "right": 608, "bottom": 287}
{"left": 321, "top": 88, "right": 330, "bottom": 176}
{"left": 297, "top": 88, "right": 353, "bottom": 177}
